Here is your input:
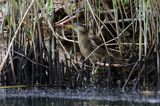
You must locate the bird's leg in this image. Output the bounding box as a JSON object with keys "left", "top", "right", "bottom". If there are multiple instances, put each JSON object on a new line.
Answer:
{"left": 92, "top": 64, "right": 100, "bottom": 75}
{"left": 89, "top": 61, "right": 95, "bottom": 85}
{"left": 90, "top": 60, "right": 101, "bottom": 86}
{"left": 90, "top": 60, "right": 95, "bottom": 74}
{"left": 80, "top": 60, "right": 85, "bottom": 69}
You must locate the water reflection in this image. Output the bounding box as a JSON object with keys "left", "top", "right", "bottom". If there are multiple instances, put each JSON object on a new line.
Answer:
{"left": 0, "top": 97, "right": 159, "bottom": 106}
{"left": 0, "top": 88, "right": 159, "bottom": 106}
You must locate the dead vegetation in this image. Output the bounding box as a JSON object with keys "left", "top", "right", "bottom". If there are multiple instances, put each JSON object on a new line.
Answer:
{"left": 0, "top": 0, "right": 159, "bottom": 92}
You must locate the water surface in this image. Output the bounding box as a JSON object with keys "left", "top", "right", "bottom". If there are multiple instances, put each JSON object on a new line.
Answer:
{"left": 0, "top": 88, "right": 160, "bottom": 106}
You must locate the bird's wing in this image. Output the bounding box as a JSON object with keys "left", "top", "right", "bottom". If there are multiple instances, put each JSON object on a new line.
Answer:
{"left": 88, "top": 36, "right": 103, "bottom": 45}
{"left": 88, "top": 36, "right": 106, "bottom": 55}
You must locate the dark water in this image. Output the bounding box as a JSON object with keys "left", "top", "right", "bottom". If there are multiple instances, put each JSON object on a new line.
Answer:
{"left": 0, "top": 88, "right": 160, "bottom": 106}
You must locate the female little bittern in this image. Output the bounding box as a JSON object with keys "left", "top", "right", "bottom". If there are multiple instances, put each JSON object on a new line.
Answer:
{"left": 73, "top": 24, "right": 114, "bottom": 69}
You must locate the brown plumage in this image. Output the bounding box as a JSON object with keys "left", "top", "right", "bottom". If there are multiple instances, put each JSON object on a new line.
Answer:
{"left": 73, "top": 24, "right": 114, "bottom": 65}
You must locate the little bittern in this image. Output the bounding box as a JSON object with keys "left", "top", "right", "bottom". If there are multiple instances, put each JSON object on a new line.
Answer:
{"left": 73, "top": 24, "right": 114, "bottom": 66}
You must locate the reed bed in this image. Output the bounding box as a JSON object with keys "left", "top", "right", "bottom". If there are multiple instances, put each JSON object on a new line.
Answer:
{"left": 0, "top": 0, "right": 159, "bottom": 91}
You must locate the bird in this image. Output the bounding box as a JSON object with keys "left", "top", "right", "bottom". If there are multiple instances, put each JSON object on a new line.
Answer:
{"left": 73, "top": 23, "right": 114, "bottom": 71}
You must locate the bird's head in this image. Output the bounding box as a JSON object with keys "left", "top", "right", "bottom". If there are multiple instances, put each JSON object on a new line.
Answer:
{"left": 73, "top": 23, "right": 89, "bottom": 35}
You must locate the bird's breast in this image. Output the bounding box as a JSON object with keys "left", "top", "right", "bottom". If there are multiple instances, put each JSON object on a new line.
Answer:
{"left": 78, "top": 41, "right": 91, "bottom": 57}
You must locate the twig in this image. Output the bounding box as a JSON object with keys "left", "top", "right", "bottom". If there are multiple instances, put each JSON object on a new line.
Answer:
{"left": 55, "top": 15, "right": 78, "bottom": 27}
{"left": 0, "top": 0, "right": 35, "bottom": 72}
{"left": 0, "top": 45, "right": 49, "bottom": 69}
{"left": 122, "top": 61, "right": 139, "bottom": 91}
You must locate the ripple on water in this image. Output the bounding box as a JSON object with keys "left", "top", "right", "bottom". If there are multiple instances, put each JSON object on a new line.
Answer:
{"left": 0, "top": 88, "right": 160, "bottom": 104}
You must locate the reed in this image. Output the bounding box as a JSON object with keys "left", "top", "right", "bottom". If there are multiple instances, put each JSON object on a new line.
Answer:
{"left": 0, "top": 0, "right": 159, "bottom": 91}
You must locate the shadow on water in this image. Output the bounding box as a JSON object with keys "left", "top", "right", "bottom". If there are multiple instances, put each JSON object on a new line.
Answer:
{"left": 0, "top": 88, "right": 160, "bottom": 106}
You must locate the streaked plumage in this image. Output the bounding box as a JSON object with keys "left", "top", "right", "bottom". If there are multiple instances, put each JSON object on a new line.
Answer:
{"left": 73, "top": 24, "right": 113, "bottom": 64}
